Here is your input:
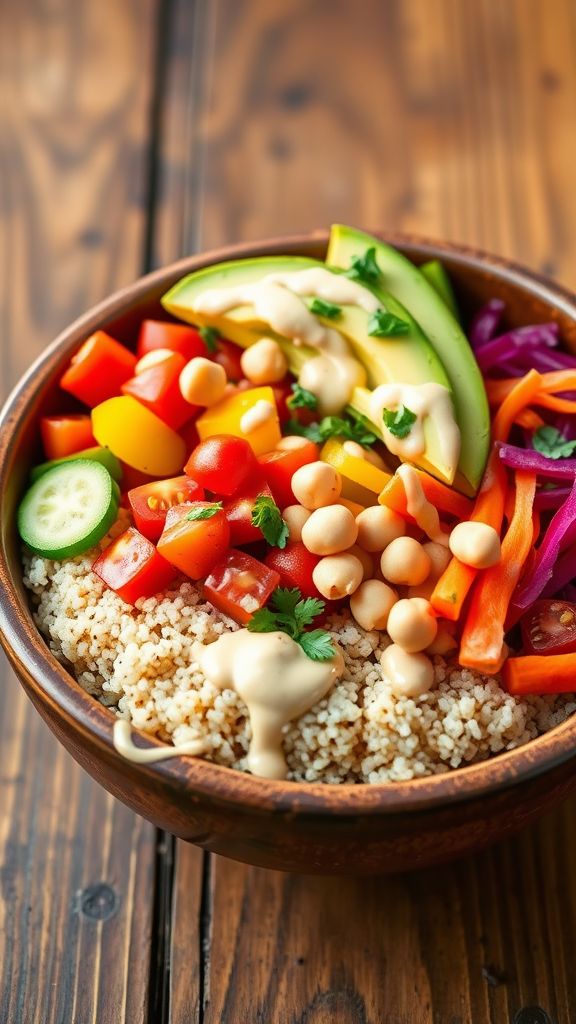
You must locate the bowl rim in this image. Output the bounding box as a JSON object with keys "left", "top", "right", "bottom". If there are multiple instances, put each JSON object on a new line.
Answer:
{"left": 2, "top": 228, "right": 576, "bottom": 818}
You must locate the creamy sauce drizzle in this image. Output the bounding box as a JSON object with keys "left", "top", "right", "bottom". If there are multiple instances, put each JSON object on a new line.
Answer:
{"left": 193, "top": 630, "right": 344, "bottom": 779}
{"left": 396, "top": 464, "right": 449, "bottom": 545}
{"left": 192, "top": 267, "right": 372, "bottom": 415}
{"left": 369, "top": 382, "right": 461, "bottom": 479}
{"left": 240, "top": 398, "right": 276, "bottom": 434}
{"left": 113, "top": 719, "right": 207, "bottom": 763}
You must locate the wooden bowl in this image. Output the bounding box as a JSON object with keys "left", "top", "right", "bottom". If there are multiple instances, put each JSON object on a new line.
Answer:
{"left": 1, "top": 232, "right": 576, "bottom": 876}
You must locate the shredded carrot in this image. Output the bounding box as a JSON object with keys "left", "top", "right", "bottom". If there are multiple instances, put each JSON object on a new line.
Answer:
{"left": 503, "top": 652, "right": 576, "bottom": 695}
{"left": 378, "top": 468, "right": 473, "bottom": 521}
{"left": 431, "top": 371, "right": 542, "bottom": 622}
{"left": 458, "top": 471, "right": 537, "bottom": 673}
{"left": 486, "top": 369, "right": 576, "bottom": 404}
{"left": 514, "top": 409, "right": 545, "bottom": 430}
{"left": 533, "top": 393, "right": 576, "bottom": 414}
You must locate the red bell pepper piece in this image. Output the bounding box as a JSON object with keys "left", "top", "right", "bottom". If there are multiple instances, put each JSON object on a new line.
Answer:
{"left": 122, "top": 352, "right": 198, "bottom": 430}
{"left": 258, "top": 437, "right": 320, "bottom": 509}
{"left": 137, "top": 320, "right": 207, "bottom": 362}
{"left": 157, "top": 502, "right": 230, "bottom": 579}
{"left": 40, "top": 415, "right": 95, "bottom": 460}
{"left": 60, "top": 331, "right": 137, "bottom": 407}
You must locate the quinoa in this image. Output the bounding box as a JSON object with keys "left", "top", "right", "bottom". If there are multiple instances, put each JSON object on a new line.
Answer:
{"left": 21, "top": 511, "right": 576, "bottom": 784}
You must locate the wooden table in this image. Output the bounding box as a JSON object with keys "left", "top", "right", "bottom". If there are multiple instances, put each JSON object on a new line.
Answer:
{"left": 1, "top": 1, "right": 576, "bottom": 1021}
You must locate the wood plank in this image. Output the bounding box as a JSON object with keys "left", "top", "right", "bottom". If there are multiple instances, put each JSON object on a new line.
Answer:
{"left": 0, "top": 2, "right": 161, "bottom": 1021}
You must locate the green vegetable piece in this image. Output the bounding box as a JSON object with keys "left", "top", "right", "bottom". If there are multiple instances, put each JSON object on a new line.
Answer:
{"left": 247, "top": 586, "right": 334, "bottom": 661}
{"left": 382, "top": 405, "right": 417, "bottom": 439}
{"left": 287, "top": 383, "right": 318, "bottom": 411}
{"left": 199, "top": 325, "right": 219, "bottom": 353}
{"left": 368, "top": 309, "right": 410, "bottom": 337}
{"left": 18, "top": 460, "right": 119, "bottom": 559}
{"left": 420, "top": 259, "right": 460, "bottom": 321}
{"left": 344, "top": 247, "right": 381, "bottom": 286}
{"left": 309, "top": 297, "right": 342, "bottom": 319}
{"left": 284, "top": 413, "right": 378, "bottom": 448}
{"left": 532, "top": 425, "right": 576, "bottom": 460}
{"left": 251, "top": 495, "right": 289, "bottom": 548}
{"left": 186, "top": 502, "right": 223, "bottom": 521}
{"left": 30, "top": 446, "right": 122, "bottom": 483}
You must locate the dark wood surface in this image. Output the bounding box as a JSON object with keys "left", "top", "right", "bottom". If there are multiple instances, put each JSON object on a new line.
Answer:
{"left": 2, "top": 0, "right": 576, "bottom": 1021}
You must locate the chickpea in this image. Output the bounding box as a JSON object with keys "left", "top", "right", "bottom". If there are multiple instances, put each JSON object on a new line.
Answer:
{"left": 282, "top": 504, "right": 311, "bottom": 543}
{"left": 240, "top": 337, "right": 288, "bottom": 385}
{"left": 356, "top": 505, "right": 406, "bottom": 553}
{"left": 291, "top": 461, "right": 342, "bottom": 510}
{"left": 277, "top": 435, "right": 311, "bottom": 452}
{"left": 312, "top": 553, "right": 363, "bottom": 600}
{"left": 386, "top": 598, "right": 438, "bottom": 653}
{"left": 422, "top": 541, "right": 452, "bottom": 578}
{"left": 179, "top": 357, "right": 227, "bottom": 406}
{"left": 380, "top": 536, "right": 431, "bottom": 586}
{"left": 342, "top": 439, "right": 387, "bottom": 471}
{"left": 380, "top": 644, "right": 434, "bottom": 698}
{"left": 427, "top": 623, "right": 457, "bottom": 656}
{"left": 346, "top": 544, "right": 374, "bottom": 581}
{"left": 301, "top": 504, "right": 358, "bottom": 556}
{"left": 449, "top": 521, "right": 501, "bottom": 569}
{"left": 350, "top": 579, "right": 398, "bottom": 631}
{"left": 135, "top": 348, "right": 174, "bottom": 374}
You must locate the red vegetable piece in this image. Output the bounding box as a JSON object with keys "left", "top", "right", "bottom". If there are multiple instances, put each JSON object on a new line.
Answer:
{"left": 137, "top": 320, "right": 207, "bottom": 362}
{"left": 258, "top": 437, "right": 320, "bottom": 510}
{"left": 212, "top": 339, "right": 244, "bottom": 382}
{"left": 128, "top": 475, "right": 205, "bottom": 541}
{"left": 122, "top": 352, "right": 198, "bottom": 430}
{"left": 204, "top": 549, "right": 281, "bottom": 624}
{"left": 60, "top": 331, "right": 137, "bottom": 407}
{"left": 93, "top": 527, "right": 177, "bottom": 605}
{"left": 269, "top": 377, "right": 294, "bottom": 424}
{"left": 184, "top": 435, "right": 259, "bottom": 496}
{"left": 265, "top": 541, "right": 322, "bottom": 599}
{"left": 157, "top": 502, "right": 230, "bottom": 579}
{"left": 223, "top": 479, "right": 274, "bottom": 546}
{"left": 40, "top": 415, "right": 95, "bottom": 460}
{"left": 520, "top": 599, "right": 576, "bottom": 656}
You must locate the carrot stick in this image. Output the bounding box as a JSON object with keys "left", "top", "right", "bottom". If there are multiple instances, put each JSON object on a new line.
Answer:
{"left": 486, "top": 369, "right": 576, "bottom": 404}
{"left": 514, "top": 409, "right": 545, "bottom": 430}
{"left": 503, "top": 652, "right": 576, "bottom": 695}
{"left": 458, "top": 471, "right": 537, "bottom": 673}
{"left": 378, "top": 468, "right": 473, "bottom": 521}
{"left": 533, "top": 393, "right": 576, "bottom": 414}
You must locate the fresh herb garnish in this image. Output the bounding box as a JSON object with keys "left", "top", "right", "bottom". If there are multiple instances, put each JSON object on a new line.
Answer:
{"left": 284, "top": 419, "right": 324, "bottom": 444}
{"left": 186, "top": 502, "right": 223, "bottom": 521}
{"left": 285, "top": 412, "right": 378, "bottom": 448}
{"left": 532, "top": 425, "right": 576, "bottom": 460}
{"left": 199, "top": 325, "right": 219, "bottom": 354}
{"left": 251, "top": 495, "right": 289, "bottom": 548}
{"left": 382, "top": 405, "right": 417, "bottom": 439}
{"left": 368, "top": 309, "right": 410, "bottom": 337}
{"left": 247, "top": 587, "right": 335, "bottom": 662}
{"left": 309, "top": 297, "right": 342, "bottom": 319}
{"left": 344, "top": 247, "right": 381, "bottom": 286}
{"left": 287, "top": 383, "right": 319, "bottom": 411}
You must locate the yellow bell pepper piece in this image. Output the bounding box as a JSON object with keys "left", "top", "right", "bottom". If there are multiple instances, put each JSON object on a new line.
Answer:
{"left": 92, "top": 396, "right": 186, "bottom": 476}
{"left": 196, "top": 386, "right": 281, "bottom": 456}
{"left": 321, "top": 438, "right": 391, "bottom": 507}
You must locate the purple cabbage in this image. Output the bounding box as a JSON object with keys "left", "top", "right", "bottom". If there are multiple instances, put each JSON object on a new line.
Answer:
{"left": 496, "top": 443, "right": 576, "bottom": 479}
{"left": 475, "top": 323, "right": 559, "bottom": 373}
{"left": 469, "top": 299, "right": 505, "bottom": 349}
{"left": 513, "top": 475, "right": 576, "bottom": 609}
{"left": 543, "top": 541, "right": 576, "bottom": 597}
{"left": 534, "top": 487, "right": 572, "bottom": 510}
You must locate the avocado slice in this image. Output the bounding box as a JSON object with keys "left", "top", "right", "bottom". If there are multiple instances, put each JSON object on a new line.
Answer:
{"left": 420, "top": 259, "right": 459, "bottom": 321}
{"left": 327, "top": 225, "right": 490, "bottom": 494}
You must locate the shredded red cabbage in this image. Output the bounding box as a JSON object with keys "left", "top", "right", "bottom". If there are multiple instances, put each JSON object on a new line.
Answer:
{"left": 469, "top": 299, "right": 505, "bottom": 349}
{"left": 534, "top": 487, "right": 572, "bottom": 510}
{"left": 475, "top": 324, "right": 559, "bottom": 373}
{"left": 496, "top": 443, "right": 576, "bottom": 479}
{"left": 513, "top": 475, "right": 576, "bottom": 609}
{"left": 543, "top": 541, "right": 576, "bottom": 597}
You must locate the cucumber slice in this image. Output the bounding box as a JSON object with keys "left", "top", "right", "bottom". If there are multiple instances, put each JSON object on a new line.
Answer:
{"left": 30, "top": 445, "right": 122, "bottom": 483}
{"left": 18, "top": 459, "right": 119, "bottom": 558}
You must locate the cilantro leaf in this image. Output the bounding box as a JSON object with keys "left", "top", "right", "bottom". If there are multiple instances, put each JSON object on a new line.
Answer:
{"left": 284, "top": 419, "right": 324, "bottom": 444}
{"left": 382, "top": 405, "right": 417, "bottom": 439}
{"left": 293, "top": 596, "right": 326, "bottom": 632}
{"left": 368, "top": 309, "right": 410, "bottom": 337}
{"left": 270, "top": 587, "right": 302, "bottom": 617}
{"left": 246, "top": 607, "right": 280, "bottom": 633}
{"left": 309, "top": 297, "right": 342, "bottom": 319}
{"left": 298, "top": 630, "right": 336, "bottom": 662}
{"left": 247, "top": 586, "right": 334, "bottom": 661}
{"left": 283, "top": 413, "right": 378, "bottom": 448}
{"left": 344, "top": 247, "right": 381, "bottom": 286}
{"left": 186, "top": 502, "right": 223, "bottom": 521}
{"left": 532, "top": 425, "right": 576, "bottom": 460}
{"left": 287, "top": 383, "right": 319, "bottom": 411}
{"left": 251, "top": 495, "right": 289, "bottom": 549}
{"left": 199, "top": 325, "right": 219, "bottom": 354}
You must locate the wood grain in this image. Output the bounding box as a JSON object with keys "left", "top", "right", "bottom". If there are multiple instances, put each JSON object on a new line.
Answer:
{"left": 0, "top": 2, "right": 162, "bottom": 1021}
{"left": 159, "top": 1, "right": 576, "bottom": 1021}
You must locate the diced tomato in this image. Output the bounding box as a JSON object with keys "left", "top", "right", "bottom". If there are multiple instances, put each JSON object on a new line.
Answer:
{"left": 258, "top": 437, "right": 320, "bottom": 509}
{"left": 270, "top": 378, "right": 293, "bottom": 424}
{"left": 128, "top": 475, "right": 205, "bottom": 541}
{"left": 122, "top": 352, "right": 198, "bottom": 430}
{"left": 157, "top": 502, "right": 230, "bottom": 579}
{"left": 60, "top": 331, "right": 137, "bottom": 407}
{"left": 521, "top": 599, "right": 576, "bottom": 656}
{"left": 137, "top": 320, "right": 207, "bottom": 362}
{"left": 40, "top": 415, "right": 95, "bottom": 460}
{"left": 223, "top": 479, "right": 274, "bottom": 546}
{"left": 93, "top": 527, "right": 177, "bottom": 604}
{"left": 204, "top": 549, "right": 280, "bottom": 624}
{"left": 265, "top": 541, "right": 322, "bottom": 599}
{"left": 184, "top": 435, "right": 259, "bottom": 496}
{"left": 180, "top": 418, "right": 200, "bottom": 456}
{"left": 212, "top": 339, "right": 244, "bottom": 382}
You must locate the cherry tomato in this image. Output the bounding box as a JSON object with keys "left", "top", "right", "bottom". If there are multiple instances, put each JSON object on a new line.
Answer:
{"left": 265, "top": 541, "right": 322, "bottom": 599}
{"left": 258, "top": 437, "right": 320, "bottom": 510}
{"left": 270, "top": 378, "right": 293, "bottom": 424}
{"left": 521, "top": 599, "right": 576, "bottom": 655}
{"left": 122, "top": 352, "right": 198, "bottom": 430}
{"left": 128, "top": 475, "right": 205, "bottom": 541}
{"left": 157, "top": 502, "right": 230, "bottom": 579}
{"left": 204, "top": 549, "right": 280, "bottom": 624}
{"left": 40, "top": 415, "right": 95, "bottom": 460}
{"left": 60, "top": 331, "right": 137, "bottom": 407}
{"left": 93, "top": 527, "right": 177, "bottom": 605}
{"left": 137, "top": 320, "right": 207, "bottom": 362}
{"left": 223, "top": 478, "right": 274, "bottom": 546}
{"left": 184, "top": 435, "right": 259, "bottom": 496}
{"left": 212, "top": 339, "right": 244, "bottom": 382}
